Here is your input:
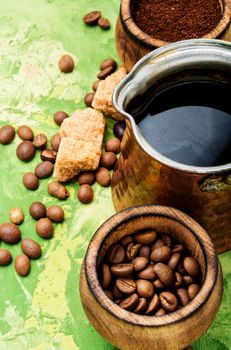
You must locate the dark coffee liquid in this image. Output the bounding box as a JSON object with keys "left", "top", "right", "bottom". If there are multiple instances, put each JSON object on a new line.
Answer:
{"left": 130, "top": 81, "right": 231, "bottom": 167}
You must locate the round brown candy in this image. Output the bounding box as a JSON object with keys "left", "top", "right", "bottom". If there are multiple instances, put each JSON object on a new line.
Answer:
{"left": 21, "top": 238, "right": 42, "bottom": 259}
{"left": 58, "top": 55, "right": 74, "bottom": 73}
{"left": 83, "top": 10, "right": 101, "bottom": 26}
{"left": 46, "top": 205, "right": 65, "bottom": 223}
{"left": 17, "top": 141, "right": 35, "bottom": 162}
{"left": 36, "top": 218, "right": 54, "bottom": 239}
{"left": 0, "top": 248, "right": 12, "bottom": 266}
{"left": 0, "top": 125, "right": 15, "bottom": 144}
{"left": 76, "top": 171, "right": 95, "bottom": 185}
{"left": 34, "top": 161, "right": 54, "bottom": 179}
{"left": 33, "top": 133, "right": 47, "bottom": 149}
{"left": 41, "top": 149, "right": 57, "bottom": 163}
{"left": 98, "top": 17, "right": 111, "bottom": 30}
{"left": 53, "top": 111, "right": 69, "bottom": 126}
{"left": 100, "top": 58, "right": 117, "bottom": 71}
{"left": 95, "top": 167, "right": 111, "bottom": 187}
{"left": 50, "top": 133, "right": 61, "bottom": 151}
{"left": 105, "top": 138, "right": 120, "bottom": 154}
{"left": 92, "top": 80, "right": 100, "bottom": 91}
{"left": 84, "top": 92, "right": 95, "bottom": 107}
{"left": 100, "top": 152, "right": 117, "bottom": 170}
{"left": 77, "top": 184, "right": 93, "bottom": 204}
{"left": 17, "top": 125, "right": 34, "bottom": 141}
{"left": 0, "top": 222, "right": 21, "bottom": 244}
{"left": 29, "top": 202, "right": 46, "bottom": 220}
{"left": 113, "top": 121, "right": 126, "bottom": 140}
{"left": 9, "top": 207, "right": 24, "bottom": 225}
{"left": 14, "top": 254, "right": 30, "bottom": 277}
{"left": 97, "top": 66, "right": 115, "bottom": 80}
{"left": 23, "top": 172, "right": 39, "bottom": 191}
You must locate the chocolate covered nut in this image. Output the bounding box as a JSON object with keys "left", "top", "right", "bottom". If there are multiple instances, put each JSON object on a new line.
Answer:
{"left": 53, "top": 111, "right": 69, "bottom": 126}
{"left": 105, "top": 138, "right": 120, "bottom": 154}
{"left": 151, "top": 246, "right": 171, "bottom": 263}
{"left": 155, "top": 308, "right": 166, "bottom": 316}
{"left": 120, "top": 235, "right": 134, "bottom": 247}
{"left": 153, "top": 279, "right": 165, "bottom": 289}
{"left": 92, "top": 80, "right": 100, "bottom": 91}
{"left": 0, "top": 223, "right": 21, "bottom": 244}
{"left": 98, "top": 17, "right": 111, "bottom": 30}
{"left": 116, "top": 278, "right": 136, "bottom": 295}
{"left": 76, "top": 171, "right": 95, "bottom": 185}
{"left": 136, "top": 279, "right": 154, "bottom": 299}
{"left": 113, "top": 121, "right": 125, "bottom": 140}
{"left": 138, "top": 245, "right": 151, "bottom": 260}
{"left": 134, "top": 298, "right": 147, "bottom": 314}
{"left": 132, "top": 257, "right": 149, "bottom": 272}
{"left": 84, "top": 92, "right": 95, "bottom": 107}
{"left": 78, "top": 184, "right": 94, "bottom": 204}
{"left": 127, "top": 243, "right": 141, "bottom": 260}
{"left": 41, "top": 149, "right": 57, "bottom": 163}
{"left": 50, "top": 133, "right": 61, "bottom": 151}
{"left": 0, "top": 125, "right": 15, "bottom": 144}
{"left": 83, "top": 10, "right": 101, "bottom": 26}
{"left": 107, "top": 243, "right": 125, "bottom": 264}
{"left": 154, "top": 263, "right": 175, "bottom": 287}
{"left": 111, "top": 263, "right": 134, "bottom": 277}
{"left": 188, "top": 284, "right": 200, "bottom": 300}
{"left": 119, "top": 293, "right": 139, "bottom": 311}
{"left": 29, "top": 202, "right": 46, "bottom": 220}
{"left": 176, "top": 288, "right": 190, "bottom": 306}
{"left": 97, "top": 66, "right": 115, "bottom": 80}
{"left": 17, "top": 125, "right": 34, "bottom": 141}
{"left": 21, "top": 238, "right": 42, "bottom": 259}
{"left": 146, "top": 294, "right": 160, "bottom": 315}
{"left": 104, "top": 290, "right": 114, "bottom": 301}
{"left": 175, "top": 272, "right": 184, "bottom": 288}
{"left": 100, "top": 264, "right": 111, "bottom": 289}
{"left": 48, "top": 181, "right": 69, "bottom": 200}
{"left": 46, "top": 205, "right": 64, "bottom": 223}
{"left": 35, "top": 161, "right": 54, "bottom": 179}
{"left": 95, "top": 167, "right": 111, "bottom": 187}
{"left": 100, "top": 152, "right": 117, "bottom": 170}
{"left": 17, "top": 141, "right": 35, "bottom": 162}
{"left": 0, "top": 249, "right": 12, "bottom": 266}
{"left": 36, "top": 218, "right": 54, "bottom": 239}
{"left": 160, "top": 291, "right": 178, "bottom": 312}
{"left": 135, "top": 230, "right": 157, "bottom": 244}
{"left": 168, "top": 253, "right": 181, "bottom": 270}
{"left": 9, "top": 207, "right": 24, "bottom": 225}
{"left": 183, "top": 257, "right": 201, "bottom": 277}
{"left": 100, "top": 58, "right": 117, "bottom": 71}
{"left": 23, "top": 172, "right": 39, "bottom": 191}
{"left": 33, "top": 133, "right": 47, "bottom": 149}
{"left": 58, "top": 55, "right": 74, "bottom": 73}
{"left": 137, "top": 265, "right": 156, "bottom": 280}
{"left": 14, "top": 254, "right": 30, "bottom": 277}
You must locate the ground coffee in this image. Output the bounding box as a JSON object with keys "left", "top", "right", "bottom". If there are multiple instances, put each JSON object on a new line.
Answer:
{"left": 132, "top": 0, "right": 222, "bottom": 42}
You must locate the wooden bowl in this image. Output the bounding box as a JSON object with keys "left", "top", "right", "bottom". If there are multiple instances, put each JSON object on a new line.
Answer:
{"left": 79, "top": 205, "right": 223, "bottom": 350}
{"left": 116, "top": 0, "right": 231, "bottom": 71}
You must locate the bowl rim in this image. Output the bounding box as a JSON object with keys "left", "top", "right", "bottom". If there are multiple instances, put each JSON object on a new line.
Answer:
{"left": 120, "top": 0, "right": 231, "bottom": 48}
{"left": 84, "top": 205, "right": 219, "bottom": 327}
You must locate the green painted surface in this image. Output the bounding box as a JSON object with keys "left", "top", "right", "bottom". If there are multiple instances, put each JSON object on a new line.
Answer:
{"left": 0, "top": 1, "right": 230, "bottom": 349}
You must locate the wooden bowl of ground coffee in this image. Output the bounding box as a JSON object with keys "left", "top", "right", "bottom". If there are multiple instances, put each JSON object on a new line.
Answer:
{"left": 116, "top": 0, "right": 231, "bottom": 70}
{"left": 80, "top": 205, "right": 223, "bottom": 350}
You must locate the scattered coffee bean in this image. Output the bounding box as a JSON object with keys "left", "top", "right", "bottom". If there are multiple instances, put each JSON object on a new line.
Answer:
{"left": 116, "top": 278, "right": 136, "bottom": 295}
{"left": 36, "top": 218, "right": 54, "bottom": 239}
{"left": 46, "top": 205, "right": 64, "bottom": 223}
{"left": 17, "top": 125, "right": 34, "bottom": 141}
{"left": 107, "top": 243, "right": 125, "bottom": 264}
{"left": 78, "top": 184, "right": 93, "bottom": 204}
{"left": 160, "top": 291, "right": 178, "bottom": 312}
{"left": 119, "top": 293, "right": 139, "bottom": 311}
{"left": 154, "top": 263, "right": 175, "bottom": 287}
{"left": 29, "top": 202, "right": 46, "bottom": 220}
{"left": 23, "top": 172, "right": 39, "bottom": 191}
{"left": 0, "top": 125, "right": 15, "bottom": 144}
{"left": 92, "top": 80, "right": 100, "bottom": 91}
{"left": 84, "top": 92, "right": 95, "bottom": 107}
{"left": 9, "top": 207, "right": 24, "bottom": 225}
{"left": 105, "top": 138, "right": 120, "bottom": 154}
{"left": 48, "top": 181, "right": 69, "bottom": 200}
{"left": 183, "top": 257, "right": 201, "bottom": 277}
{"left": 135, "top": 230, "right": 157, "bottom": 244}
{"left": 132, "top": 257, "right": 148, "bottom": 272}
{"left": 58, "top": 55, "right": 74, "bottom": 73}
{"left": 76, "top": 171, "right": 95, "bottom": 186}
{"left": 53, "top": 111, "right": 69, "bottom": 126}
{"left": 100, "top": 152, "right": 117, "bottom": 170}
{"left": 136, "top": 279, "right": 154, "bottom": 298}
{"left": 111, "top": 263, "right": 134, "bottom": 277}
{"left": 188, "top": 284, "right": 200, "bottom": 300}
{"left": 113, "top": 121, "right": 126, "bottom": 140}
{"left": 95, "top": 167, "right": 111, "bottom": 187}
{"left": 176, "top": 288, "right": 189, "bottom": 306}
{"left": 83, "top": 10, "right": 101, "bottom": 26}
{"left": 151, "top": 246, "right": 172, "bottom": 263}
{"left": 50, "top": 133, "right": 61, "bottom": 151}
{"left": 35, "top": 161, "right": 54, "bottom": 179}
{"left": 0, "top": 222, "right": 21, "bottom": 244}
{"left": 146, "top": 294, "right": 160, "bottom": 315}
{"left": 97, "top": 66, "right": 115, "bottom": 80}
{"left": 14, "top": 254, "right": 30, "bottom": 277}
{"left": 100, "top": 263, "right": 111, "bottom": 289}
{"left": 134, "top": 297, "right": 147, "bottom": 314}
{"left": 17, "top": 141, "right": 35, "bottom": 162}
{"left": 33, "top": 133, "right": 47, "bottom": 149}
{"left": 41, "top": 149, "right": 57, "bottom": 163}
{"left": 0, "top": 248, "right": 12, "bottom": 266}
{"left": 21, "top": 238, "right": 42, "bottom": 259}
{"left": 100, "top": 58, "right": 117, "bottom": 71}
{"left": 98, "top": 17, "right": 111, "bottom": 30}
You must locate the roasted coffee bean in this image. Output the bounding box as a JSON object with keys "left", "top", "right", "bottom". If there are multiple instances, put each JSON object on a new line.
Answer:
{"left": 76, "top": 171, "right": 95, "bottom": 185}
{"left": 112, "top": 285, "right": 124, "bottom": 299}
{"left": 175, "top": 272, "right": 183, "bottom": 288}
{"left": 178, "top": 260, "right": 186, "bottom": 275}
{"left": 84, "top": 92, "right": 95, "bottom": 107}
{"left": 17, "top": 125, "right": 34, "bottom": 141}
{"left": 33, "top": 133, "right": 47, "bottom": 149}
{"left": 152, "top": 239, "right": 165, "bottom": 249}
{"left": 162, "top": 234, "right": 172, "bottom": 247}
{"left": 183, "top": 275, "right": 194, "bottom": 285}
{"left": 97, "top": 66, "right": 115, "bottom": 80}
{"left": 105, "top": 137, "right": 120, "bottom": 154}
{"left": 107, "top": 243, "right": 125, "bottom": 264}
{"left": 46, "top": 205, "right": 64, "bottom": 223}
{"left": 132, "top": 257, "right": 148, "bottom": 272}
{"left": 155, "top": 308, "right": 166, "bottom": 316}
{"left": 100, "top": 264, "right": 111, "bottom": 289}
{"left": 9, "top": 207, "right": 24, "bottom": 225}
{"left": 35, "top": 161, "right": 54, "bottom": 179}
{"left": 50, "top": 133, "right": 61, "bottom": 151}
{"left": 100, "top": 58, "right": 117, "bottom": 71}
{"left": 58, "top": 55, "right": 74, "bottom": 73}
{"left": 111, "top": 263, "right": 133, "bottom": 277}
{"left": 168, "top": 253, "right": 181, "bottom": 270}
{"left": 120, "top": 293, "right": 139, "bottom": 311}
{"left": 23, "top": 172, "right": 39, "bottom": 191}
{"left": 41, "top": 149, "right": 57, "bottom": 163}
{"left": 17, "top": 141, "right": 35, "bottom": 162}
{"left": 113, "top": 121, "right": 126, "bottom": 140}
{"left": 116, "top": 278, "right": 136, "bottom": 295}
{"left": 154, "top": 263, "right": 175, "bottom": 287}
{"left": 138, "top": 245, "right": 151, "bottom": 260}
{"left": 53, "top": 111, "right": 69, "bottom": 126}
{"left": 134, "top": 297, "right": 147, "bottom": 314}
{"left": 0, "top": 249, "right": 12, "bottom": 266}
{"left": 176, "top": 288, "right": 189, "bottom": 306}
{"left": 78, "top": 184, "right": 94, "bottom": 204}
{"left": 0, "top": 222, "right": 21, "bottom": 244}
{"left": 137, "top": 265, "right": 156, "bottom": 280}
{"left": 29, "top": 202, "right": 46, "bottom": 220}
{"left": 153, "top": 279, "right": 165, "bottom": 289}
{"left": 98, "top": 17, "right": 111, "bottom": 30}
{"left": 36, "top": 218, "right": 54, "bottom": 239}
{"left": 160, "top": 291, "right": 178, "bottom": 312}
{"left": 92, "top": 80, "right": 101, "bottom": 91}
{"left": 95, "top": 167, "right": 111, "bottom": 187}
{"left": 146, "top": 294, "right": 160, "bottom": 315}
{"left": 172, "top": 244, "right": 184, "bottom": 253}
{"left": 127, "top": 243, "right": 142, "bottom": 260}
{"left": 83, "top": 10, "right": 101, "bottom": 26}
{"left": 14, "top": 254, "right": 30, "bottom": 277}
{"left": 183, "top": 257, "right": 201, "bottom": 277}
{"left": 151, "top": 246, "right": 171, "bottom": 263}
{"left": 48, "top": 181, "right": 69, "bottom": 199}
{"left": 135, "top": 230, "right": 157, "bottom": 244}
{"left": 21, "top": 238, "right": 42, "bottom": 259}
{"left": 0, "top": 125, "right": 15, "bottom": 144}
{"left": 104, "top": 290, "right": 114, "bottom": 301}
{"left": 120, "top": 235, "right": 133, "bottom": 247}
{"left": 100, "top": 152, "right": 117, "bottom": 170}
{"left": 188, "top": 284, "right": 200, "bottom": 300}
{"left": 136, "top": 279, "right": 154, "bottom": 299}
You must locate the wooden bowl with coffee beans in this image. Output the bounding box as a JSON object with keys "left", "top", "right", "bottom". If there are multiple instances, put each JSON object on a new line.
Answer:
{"left": 80, "top": 205, "right": 223, "bottom": 350}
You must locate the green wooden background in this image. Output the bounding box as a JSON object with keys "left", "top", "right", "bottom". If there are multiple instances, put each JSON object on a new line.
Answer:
{"left": 0, "top": 1, "right": 230, "bottom": 349}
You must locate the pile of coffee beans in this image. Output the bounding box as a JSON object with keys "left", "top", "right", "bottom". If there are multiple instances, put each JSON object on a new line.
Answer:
{"left": 83, "top": 10, "right": 111, "bottom": 30}
{"left": 99, "top": 230, "right": 202, "bottom": 316}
